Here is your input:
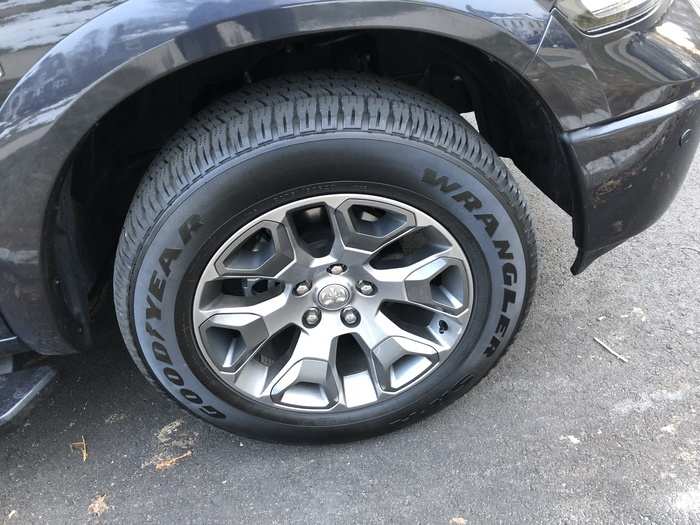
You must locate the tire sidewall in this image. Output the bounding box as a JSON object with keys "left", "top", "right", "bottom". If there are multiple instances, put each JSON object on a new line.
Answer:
{"left": 127, "top": 133, "right": 529, "bottom": 439}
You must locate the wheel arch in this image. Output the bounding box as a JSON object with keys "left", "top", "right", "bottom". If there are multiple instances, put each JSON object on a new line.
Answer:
{"left": 0, "top": 0, "right": 570, "bottom": 355}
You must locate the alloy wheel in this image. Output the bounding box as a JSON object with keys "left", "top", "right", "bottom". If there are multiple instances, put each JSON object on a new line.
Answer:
{"left": 192, "top": 194, "right": 474, "bottom": 412}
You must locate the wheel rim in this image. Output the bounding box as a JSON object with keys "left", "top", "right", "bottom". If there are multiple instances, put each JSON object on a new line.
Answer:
{"left": 192, "top": 194, "right": 474, "bottom": 412}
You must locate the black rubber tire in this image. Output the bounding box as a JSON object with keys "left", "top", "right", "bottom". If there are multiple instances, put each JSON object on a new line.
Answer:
{"left": 114, "top": 71, "right": 537, "bottom": 442}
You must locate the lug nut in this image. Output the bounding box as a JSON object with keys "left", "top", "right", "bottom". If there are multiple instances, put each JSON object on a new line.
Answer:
{"left": 341, "top": 307, "right": 360, "bottom": 327}
{"left": 303, "top": 308, "right": 322, "bottom": 328}
{"left": 357, "top": 280, "right": 376, "bottom": 296}
{"left": 294, "top": 281, "right": 311, "bottom": 296}
{"left": 327, "top": 264, "right": 347, "bottom": 275}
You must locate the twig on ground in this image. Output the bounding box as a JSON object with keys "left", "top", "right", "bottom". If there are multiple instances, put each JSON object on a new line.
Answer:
{"left": 155, "top": 450, "right": 192, "bottom": 471}
{"left": 593, "top": 337, "right": 629, "bottom": 363}
{"left": 70, "top": 435, "right": 88, "bottom": 462}
{"left": 680, "top": 246, "right": 700, "bottom": 255}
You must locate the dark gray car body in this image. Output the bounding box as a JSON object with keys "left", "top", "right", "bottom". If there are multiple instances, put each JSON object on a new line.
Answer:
{"left": 0, "top": 0, "right": 699, "bottom": 357}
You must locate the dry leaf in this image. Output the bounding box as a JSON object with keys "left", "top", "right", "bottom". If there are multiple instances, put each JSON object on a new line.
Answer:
{"left": 155, "top": 450, "right": 192, "bottom": 471}
{"left": 70, "top": 436, "right": 88, "bottom": 462}
{"left": 156, "top": 419, "right": 183, "bottom": 444}
{"left": 450, "top": 518, "right": 467, "bottom": 525}
{"left": 7, "top": 510, "right": 17, "bottom": 520}
{"left": 88, "top": 495, "right": 108, "bottom": 517}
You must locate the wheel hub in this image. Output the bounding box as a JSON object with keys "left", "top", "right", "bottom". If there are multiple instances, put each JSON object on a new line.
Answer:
{"left": 192, "top": 194, "right": 474, "bottom": 412}
{"left": 316, "top": 282, "right": 352, "bottom": 310}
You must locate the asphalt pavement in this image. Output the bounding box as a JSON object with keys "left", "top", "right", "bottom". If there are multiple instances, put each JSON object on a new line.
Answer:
{"left": 1, "top": 148, "right": 698, "bottom": 524}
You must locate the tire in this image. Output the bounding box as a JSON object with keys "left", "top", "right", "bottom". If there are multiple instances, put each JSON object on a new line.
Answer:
{"left": 114, "top": 71, "right": 537, "bottom": 442}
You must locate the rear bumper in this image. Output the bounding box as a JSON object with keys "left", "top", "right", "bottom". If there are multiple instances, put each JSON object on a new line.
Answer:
{"left": 564, "top": 89, "right": 700, "bottom": 273}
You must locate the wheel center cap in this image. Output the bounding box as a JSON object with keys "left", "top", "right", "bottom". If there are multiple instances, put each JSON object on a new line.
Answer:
{"left": 317, "top": 283, "right": 351, "bottom": 310}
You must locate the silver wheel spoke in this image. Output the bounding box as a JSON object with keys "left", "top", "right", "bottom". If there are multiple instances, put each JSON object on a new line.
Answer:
{"left": 331, "top": 198, "right": 417, "bottom": 256}
{"left": 195, "top": 291, "right": 296, "bottom": 373}
{"left": 214, "top": 221, "right": 295, "bottom": 279}
{"left": 365, "top": 248, "right": 468, "bottom": 315}
{"left": 364, "top": 311, "right": 443, "bottom": 351}
{"left": 264, "top": 331, "right": 342, "bottom": 409}
{"left": 197, "top": 290, "right": 293, "bottom": 335}
{"left": 198, "top": 313, "right": 270, "bottom": 372}
{"left": 371, "top": 336, "right": 439, "bottom": 392}
{"left": 403, "top": 257, "right": 472, "bottom": 316}
{"left": 366, "top": 244, "right": 464, "bottom": 286}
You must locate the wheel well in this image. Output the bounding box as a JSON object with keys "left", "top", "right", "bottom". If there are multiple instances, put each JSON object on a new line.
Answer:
{"left": 49, "top": 29, "right": 571, "bottom": 349}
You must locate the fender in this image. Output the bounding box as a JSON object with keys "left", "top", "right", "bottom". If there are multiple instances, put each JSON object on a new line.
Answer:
{"left": 0, "top": 0, "right": 554, "bottom": 355}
